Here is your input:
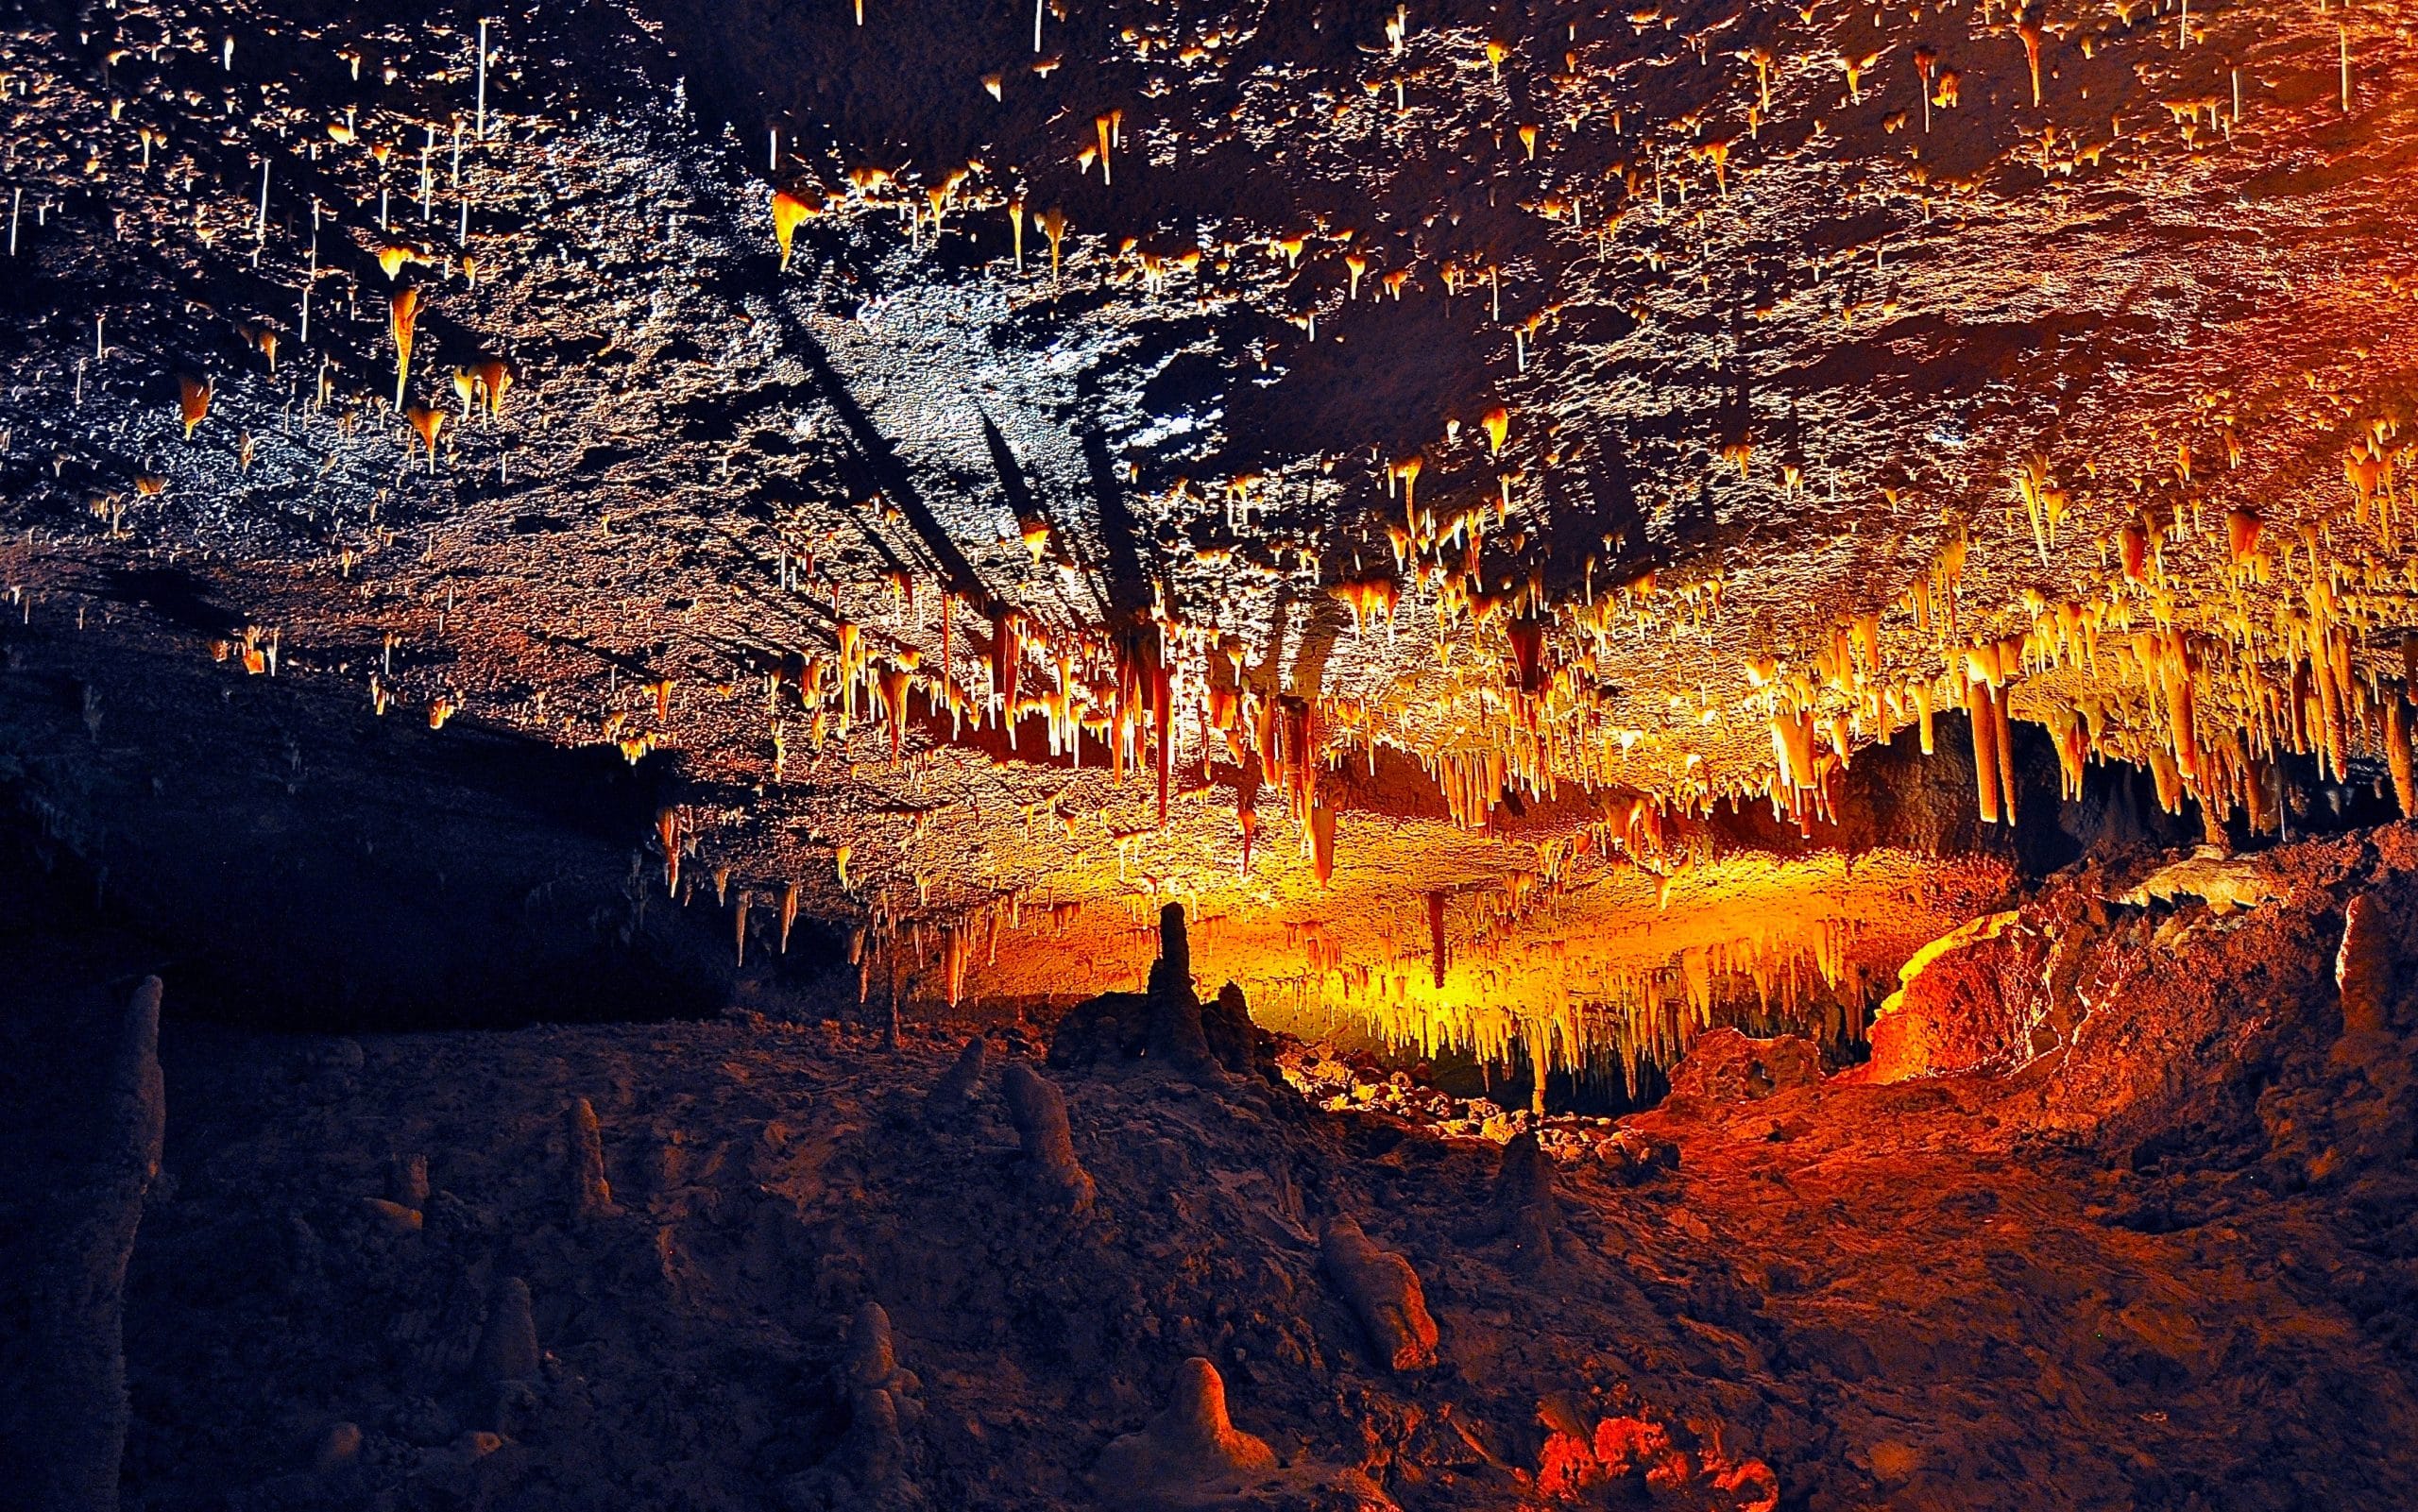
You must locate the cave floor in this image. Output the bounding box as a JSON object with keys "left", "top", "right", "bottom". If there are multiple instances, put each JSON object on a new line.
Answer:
{"left": 108, "top": 977, "right": 2416, "bottom": 1512}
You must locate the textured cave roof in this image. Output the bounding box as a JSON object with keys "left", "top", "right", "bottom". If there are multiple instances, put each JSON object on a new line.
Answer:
{"left": 1, "top": 0, "right": 2413, "bottom": 1012}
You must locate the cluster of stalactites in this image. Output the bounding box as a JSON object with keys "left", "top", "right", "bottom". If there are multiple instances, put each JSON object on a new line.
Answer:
{"left": 1291, "top": 907, "right": 1873, "bottom": 1099}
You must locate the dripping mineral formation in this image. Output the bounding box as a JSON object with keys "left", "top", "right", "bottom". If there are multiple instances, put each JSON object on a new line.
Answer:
{"left": 3, "top": 0, "right": 2418, "bottom": 1506}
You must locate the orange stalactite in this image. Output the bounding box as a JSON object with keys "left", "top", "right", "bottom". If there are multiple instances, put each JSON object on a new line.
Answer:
{"left": 1152, "top": 654, "right": 1173, "bottom": 828}
{"left": 405, "top": 405, "right": 446, "bottom": 469}
{"left": 1308, "top": 798, "right": 1337, "bottom": 886}
{"left": 390, "top": 286, "right": 422, "bottom": 407}
{"left": 474, "top": 359, "right": 513, "bottom": 418}
{"left": 1427, "top": 889, "right": 1448, "bottom": 988}
{"left": 772, "top": 189, "right": 818, "bottom": 269}
{"left": 991, "top": 609, "right": 1023, "bottom": 730}
{"left": 2119, "top": 518, "right": 2150, "bottom": 584}
{"left": 1039, "top": 207, "right": 1068, "bottom": 281}
{"left": 1507, "top": 616, "right": 1546, "bottom": 695}
{"left": 1391, "top": 454, "right": 1423, "bottom": 535}
{"left": 178, "top": 374, "right": 211, "bottom": 439}
{"left": 1331, "top": 578, "right": 1400, "bottom": 634}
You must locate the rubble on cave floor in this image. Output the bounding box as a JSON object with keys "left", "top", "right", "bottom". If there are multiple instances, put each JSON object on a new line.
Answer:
{"left": 23, "top": 830, "right": 2401, "bottom": 1509}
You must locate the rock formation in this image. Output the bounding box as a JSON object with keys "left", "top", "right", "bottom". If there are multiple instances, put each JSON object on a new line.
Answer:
{"left": 1143, "top": 904, "right": 1222, "bottom": 1082}
{"left": 473, "top": 1276, "right": 540, "bottom": 1385}
{"left": 1202, "top": 983, "right": 1261, "bottom": 1079}
{"left": 923, "top": 1034, "right": 988, "bottom": 1121}
{"left": 1094, "top": 1357, "right": 1278, "bottom": 1506}
{"left": 1491, "top": 1130, "right": 1556, "bottom": 1271}
{"left": 788, "top": 1300, "right": 928, "bottom": 1511}
{"left": 2334, "top": 890, "right": 2401, "bottom": 1050}
{"left": 1664, "top": 1028, "right": 1825, "bottom": 1103}
{"left": 566, "top": 1096, "right": 615, "bottom": 1223}
{"left": 1318, "top": 1215, "right": 1439, "bottom": 1372}
{"left": 1002, "top": 1062, "right": 1096, "bottom": 1215}
{"left": 15, "top": 977, "right": 163, "bottom": 1512}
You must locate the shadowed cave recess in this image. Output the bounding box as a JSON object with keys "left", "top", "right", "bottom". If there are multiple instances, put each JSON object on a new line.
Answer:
{"left": 6, "top": 0, "right": 2418, "bottom": 1506}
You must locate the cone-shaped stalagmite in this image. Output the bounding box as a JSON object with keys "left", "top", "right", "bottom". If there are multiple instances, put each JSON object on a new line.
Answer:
{"left": 827, "top": 1300, "right": 925, "bottom": 1507}
{"left": 1095, "top": 1358, "right": 1277, "bottom": 1499}
{"left": 1144, "top": 902, "right": 1220, "bottom": 1079}
{"left": 2388, "top": 696, "right": 2416, "bottom": 820}
{"left": 2334, "top": 892, "right": 2400, "bottom": 1049}
{"left": 474, "top": 1276, "right": 540, "bottom": 1384}
{"left": 1493, "top": 1130, "right": 1556, "bottom": 1269}
{"left": 924, "top": 1034, "right": 987, "bottom": 1122}
{"left": 14, "top": 977, "right": 164, "bottom": 1512}
{"left": 1320, "top": 1215, "right": 1440, "bottom": 1370}
{"left": 1002, "top": 1062, "right": 1094, "bottom": 1214}
{"left": 1202, "top": 982, "right": 1258, "bottom": 1078}
{"left": 566, "top": 1096, "right": 614, "bottom": 1222}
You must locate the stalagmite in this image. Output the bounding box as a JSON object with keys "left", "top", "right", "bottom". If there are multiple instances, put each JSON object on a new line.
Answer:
{"left": 792, "top": 1299, "right": 928, "bottom": 1507}
{"left": 1492, "top": 1130, "right": 1555, "bottom": 1269}
{"left": 1001, "top": 1062, "right": 1095, "bottom": 1214}
{"left": 1094, "top": 1358, "right": 1277, "bottom": 1500}
{"left": 566, "top": 1096, "right": 615, "bottom": 1222}
{"left": 1145, "top": 902, "right": 1220, "bottom": 1079}
{"left": 25, "top": 977, "right": 164, "bottom": 1512}
{"left": 2389, "top": 697, "right": 2417, "bottom": 820}
{"left": 1203, "top": 982, "right": 1257, "bottom": 1078}
{"left": 2334, "top": 892, "right": 2398, "bottom": 1052}
{"left": 473, "top": 1277, "right": 539, "bottom": 1385}
{"left": 924, "top": 1034, "right": 987, "bottom": 1121}
{"left": 1319, "top": 1215, "right": 1439, "bottom": 1370}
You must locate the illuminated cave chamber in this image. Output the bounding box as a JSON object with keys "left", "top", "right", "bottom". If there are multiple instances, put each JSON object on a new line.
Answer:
{"left": 7, "top": 0, "right": 2418, "bottom": 1505}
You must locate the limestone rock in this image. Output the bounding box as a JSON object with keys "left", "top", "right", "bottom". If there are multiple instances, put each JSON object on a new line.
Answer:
{"left": 391, "top": 1153, "right": 430, "bottom": 1209}
{"left": 2120, "top": 849, "right": 2284, "bottom": 914}
{"left": 1203, "top": 983, "right": 1260, "bottom": 1079}
{"left": 1596, "top": 1128, "right": 1680, "bottom": 1184}
{"left": 314, "top": 1421, "right": 364, "bottom": 1472}
{"left": 1665, "top": 1028, "right": 1824, "bottom": 1102}
{"left": 924, "top": 1035, "right": 987, "bottom": 1121}
{"left": 2334, "top": 891, "right": 2402, "bottom": 1053}
{"left": 1492, "top": 1130, "right": 1556, "bottom": 1270}
{"left": 473, "top": 1277, "right": 539, "bottom": 1385}
{"left": 1002, "top": 1062, "right": 1096, "bottom": 1215}
{"left": 111, "top": 977, "right": 164, "bottom": 1186}
{"left": 1095, "top": 1357, "right": 1277, "bottom": 1505}
{"left": 1047, "top": 992, "right": 1150, "bottom": 1069}
{"left": 566, "top": 1096, "right": 615, "bottom": 1223}
{"left": 23, "top": 976, "right": 166, "bottom": 1512}
{"left": 1319, "top": 1215, "right": 1439, "bottom": 1371}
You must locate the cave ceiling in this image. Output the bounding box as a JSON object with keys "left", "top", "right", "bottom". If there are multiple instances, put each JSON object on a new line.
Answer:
{"left": 3, "top": 0, "right": 2414, "bottom": 1047}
